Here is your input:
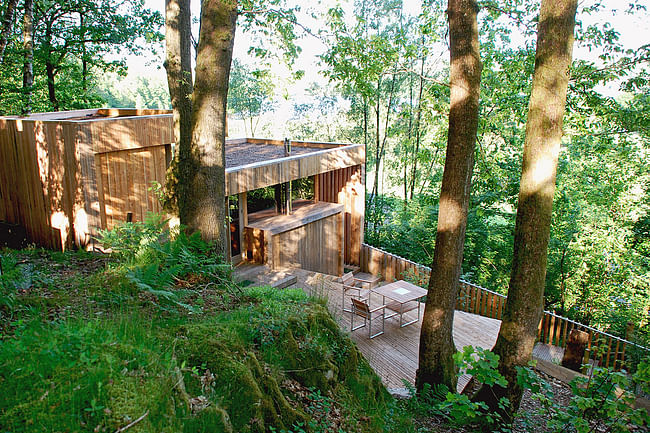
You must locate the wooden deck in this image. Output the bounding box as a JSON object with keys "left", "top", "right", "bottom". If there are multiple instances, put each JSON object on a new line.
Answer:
{"left": 337, "top": 293, "right": 501, "bottom": 392}
{"left": 232, "top": 265, "right": 564, "bottom": 393}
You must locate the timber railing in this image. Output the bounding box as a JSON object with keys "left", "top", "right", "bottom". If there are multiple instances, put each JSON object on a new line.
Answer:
{"left": 359, "top": 243, "right": 650, "bottom": 370}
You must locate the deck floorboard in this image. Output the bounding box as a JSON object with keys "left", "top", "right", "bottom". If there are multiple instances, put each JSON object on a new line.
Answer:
{"left": 233, "top": 264, "right": 564, "bottom": 393}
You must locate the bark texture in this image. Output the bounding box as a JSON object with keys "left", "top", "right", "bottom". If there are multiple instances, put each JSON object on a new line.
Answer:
{"left": 185, "top": 0, "right": 236, "bottom": 256}
{"left": 416, "top": 0, "right": 481, "bottom": 393}
{"left": 164, "top": 0, "right": 194, "bottom": 217}
{"left": 22, "top": 0, "right": 34, "bottom": 115}
{"left": 473, "top": 0, "right": 578, "bottom": 420}
{"left": 0, "top": 0, "right": 18, "bottom": 66}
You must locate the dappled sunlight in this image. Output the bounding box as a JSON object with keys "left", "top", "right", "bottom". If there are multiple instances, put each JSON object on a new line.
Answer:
{"left": 50, "top": 211, "right": 69, "bottom": 248}
{"left": 0, "top": 109, "right": 174, "bottom": 250}
{"left": 437, "top": 195, "right": 465, "bottom": 233}
{"left": 520, "top": 152, "right": 558, "bottom": 199}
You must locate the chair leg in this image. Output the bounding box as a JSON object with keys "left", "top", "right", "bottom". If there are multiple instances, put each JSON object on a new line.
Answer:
{"left": 351, "top": 309, "right": 368, "bottom": 333}
{"left": 368, "top": 312, "right": 385, "bottom": 339}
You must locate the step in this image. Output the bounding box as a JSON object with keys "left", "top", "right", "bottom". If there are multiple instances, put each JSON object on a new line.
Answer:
{"left": 271, "top": 275, "right": 297, "bottom": 289}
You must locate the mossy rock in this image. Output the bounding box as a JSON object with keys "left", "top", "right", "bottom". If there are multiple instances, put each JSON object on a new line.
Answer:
{"left": 280, "top": 306, "right": 361, "bottom": 392}
{"left": 183, "top": 405, "right": 233, "bottom": 433}
{"left": 245, "top": 352, "right": 308, "bottom": 429}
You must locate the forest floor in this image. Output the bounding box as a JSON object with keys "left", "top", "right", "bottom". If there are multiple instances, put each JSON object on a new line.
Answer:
{"left": 2, "top": 246, "right": 647, "bottom": 432}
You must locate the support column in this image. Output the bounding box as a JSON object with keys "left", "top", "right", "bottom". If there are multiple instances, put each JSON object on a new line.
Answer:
{"left": 286, "top": 181, "right": 292, "bottom": 215}
{"left": 224, "top": 196, "right": 231, "bottom": 262}
{"left": 238, "top": 192, "right": 248, "bottom": 260}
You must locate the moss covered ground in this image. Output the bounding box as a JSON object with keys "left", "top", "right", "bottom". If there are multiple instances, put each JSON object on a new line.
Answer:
{"left": 0, "top": 246, "right": 415, "bottom": 433}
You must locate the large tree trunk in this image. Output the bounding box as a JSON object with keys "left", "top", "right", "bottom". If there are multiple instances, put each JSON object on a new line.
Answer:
{"left": 184, "top": 0, "right": 236, "bottom": 256}
{"left": 0, "top": 0, "right": 18, "bottom": 66}
{"left": 164, "top": 0, "right": 194, "bottom": 218}
{"left": 416, "top": 0, "right": 481, "bottom": 393}
{"left": 473, "top": 0, "right": 577, "bottom": 420}
{"left": 22, "top": 0, "right": 34, "bottom": 115}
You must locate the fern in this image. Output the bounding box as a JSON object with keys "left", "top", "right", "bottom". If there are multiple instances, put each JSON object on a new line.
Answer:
{"left": 99, "top": 213, "right": 232, "bottom": 313}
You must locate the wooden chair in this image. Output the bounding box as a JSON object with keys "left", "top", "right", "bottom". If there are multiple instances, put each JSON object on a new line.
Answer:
{"left": 340, "top": 272, "right": 379, "bottom": 313}
{"left": 350, "top": 297, "right": 386, "bottom": 339}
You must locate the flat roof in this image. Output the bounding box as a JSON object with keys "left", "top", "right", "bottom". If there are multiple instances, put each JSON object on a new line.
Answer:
{"left": 225, "top": 141, "right": 318, "bottom": 169}
{"left": 225, "top": 137, "right": 352, "bottom": 170}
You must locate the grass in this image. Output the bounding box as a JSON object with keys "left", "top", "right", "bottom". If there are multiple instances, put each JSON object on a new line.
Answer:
{"left": 0, "top": 243, "right": 405, "bottom": 433}
{"left": 3, "top": 240, "right": 648, "bottom": 433}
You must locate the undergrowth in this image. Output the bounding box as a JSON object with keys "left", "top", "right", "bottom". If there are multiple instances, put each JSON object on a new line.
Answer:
{"left": 3, "top": 215, "right": 647, "bottom": 432}
{"left": 0, "top": 216, "right": 398, "bottom": 433}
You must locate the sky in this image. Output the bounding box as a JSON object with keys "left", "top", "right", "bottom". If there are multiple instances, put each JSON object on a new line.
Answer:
{"left": 126, "top": 0, "right": 648, "bottom": 135}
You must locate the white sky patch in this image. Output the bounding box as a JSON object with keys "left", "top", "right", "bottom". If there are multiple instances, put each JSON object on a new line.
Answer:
{"left": 117, "top": 0, "right": 647, "bottom": 136}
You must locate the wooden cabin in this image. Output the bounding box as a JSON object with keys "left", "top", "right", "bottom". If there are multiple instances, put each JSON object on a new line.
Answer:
{"left": 0, "top": 108, "right": 173, "bottom": 250}
{"left": 226, "top": 138, "right": 365, "bottom": 276}
{"left": 0, "top": 109, "right": 365, "bottom": 276}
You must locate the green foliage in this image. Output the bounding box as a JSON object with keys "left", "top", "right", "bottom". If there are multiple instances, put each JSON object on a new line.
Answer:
{"left": 398, "top": 347, "right": 649, "bottom": 431}
{"left": 95, "top": 73, "right": 171, "bottom": 109}
{"left": 98, "top": 213, "right": 232, "bottom": 312}
{"left": 227, "top": 59, "right": 277, "bottom": 136}
{"left": 0, "top": 245, "right": 393, "bottom": 432}
{"left": 398, "top": 346, "right": 510, "bottom": 429}
{"left": 518, "top": 365, "right": 650, "bottom": 433}
{"left": 0, "top": 315, "right": 181, "bottom": 432}
{"left": 0, "top": 0, "right": 164, "bottom": 114}
{"left": 454, "top": 346, "right": 507, "bottom": 389}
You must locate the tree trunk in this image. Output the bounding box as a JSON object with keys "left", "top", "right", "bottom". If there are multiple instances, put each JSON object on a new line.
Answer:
{"left": 22, "top": 0, "right": 34, "bottom": 115}
{"left": 371, "top": 79, "right": 381, "bottom": 203}
{"left": 184, "top": 0, "right": 236, "bottom": 256}
{"left": 416, "top": 0, "right": 481, "bottom": 393}
{"left": 44, "top": 22, "right": 58, "bottom": 111}
{"left": 473, "top": 0, "right": 577, "bottom": 420}
{"left": 164, "top": 0, "right": 194, "bottom": 219}
{"left": 0, "top": 0, "right": 18, "bottom": 66}
{"left": 80, "top": 11, "right": 87, "bottom": 92}
{"left": 46, "top": 61, "right": 58, "bottom": 110}
{"left": 409, "top": 49, "right": 426, "bottom": 200}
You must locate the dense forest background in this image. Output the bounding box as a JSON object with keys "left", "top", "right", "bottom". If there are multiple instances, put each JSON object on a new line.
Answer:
{"left": 0, "top": 0, "right": 648, "bottom": 345}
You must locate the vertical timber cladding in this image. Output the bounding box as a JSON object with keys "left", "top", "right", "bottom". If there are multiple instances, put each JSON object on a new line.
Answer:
{"left": 0, "top": 110, "right": 173, "bottom": 250}
{"left": 89, "top": 116, "right": 173, "bottom": 231}
{"left": 314, "top": 165, "right": 365, "bottom": 265}
{"left": 273, "top": 213, "right": 342, "bottom": 275}
{"left": 96, "top": 146, "right": 168, "bottom": 229}
{"left": 0, "top": 118, "right": 86, "bottom": 249}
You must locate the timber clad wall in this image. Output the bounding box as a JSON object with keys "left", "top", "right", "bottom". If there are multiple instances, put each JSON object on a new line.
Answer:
{"left": 360, "top": 243, "right": 650, "bottom": 370}
{"left": 315, "top": 165, "right": 365, "bottom": 266}
{"left": 274, "top": 213, "right": 341, "bottom": 274}
{"left": 246, "top": 213, "right": 342, "bottom": 276}
{"left": 225, "top": 143, "right": 364, "bottom": 196}
{"left": 0, "top": 109, "right": 173, "bottom": 249}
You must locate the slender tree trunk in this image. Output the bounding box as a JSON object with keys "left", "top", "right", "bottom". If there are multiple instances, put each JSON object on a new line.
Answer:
{"left": 416, "top": 0, "right": 481, "bottom": 393}
{"left": 22, "top": 0, "right": 34, "bottom": 115}
{"left": 80, "top": 11, "right": 87, "bottom": 92}
{"left": 371, "top": 73, "right": 397, "bottom": 204}
{"left": 46, "top": 62, "right": 58, "bottom": 110}
{"left": 0, "top": 0, "right": 18, "bottom": 66}
{"left": 44, "top": 22, "right": 58, "bottom": 110}
{"left": 405, "top": 58, "right": 414, "bottom": 204}
{"left": 410, "top": 49, "right": 426, "bottom": 200}
{"left": 185, "top": 0, "right": 236, "bottom": 256}
{"left": 473, "top": 0, "right": 577, "bottom": 419}
{"left": 165, "top": 0, "right": 194, "bottom": 219}
{"left": 371, "top": 79, "right": 381, "bottom": 202}
{"left": 363, "top": 98, "right": 368, "bottom": 146}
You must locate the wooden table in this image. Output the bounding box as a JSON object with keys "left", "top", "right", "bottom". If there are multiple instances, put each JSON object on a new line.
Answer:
{"left": 372, "top": 280, "right": 427, "bottom": 327}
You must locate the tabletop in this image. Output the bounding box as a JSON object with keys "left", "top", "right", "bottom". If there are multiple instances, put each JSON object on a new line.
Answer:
{"left": 372, "top": 280, "right": 428, "bottom": 303}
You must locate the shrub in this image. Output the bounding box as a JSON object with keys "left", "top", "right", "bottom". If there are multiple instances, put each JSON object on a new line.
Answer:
{"left": 98, "top": 214, "right": 232, "bottom": 312}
